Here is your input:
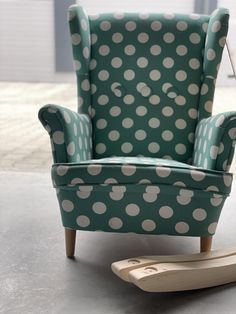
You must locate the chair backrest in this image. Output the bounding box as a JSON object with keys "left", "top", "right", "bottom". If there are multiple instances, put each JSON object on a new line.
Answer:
{"left": 68, "top": 5, "right": 229, "bottom": 163}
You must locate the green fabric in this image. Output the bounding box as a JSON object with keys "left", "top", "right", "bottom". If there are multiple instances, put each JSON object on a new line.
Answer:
{"left": 193, "top": 112, "right": 236, "bottom": 171}
{"left": 38, "top": 104, "right": 92, "bottom": 163}
{"left": 38, "top": 5, "right": 234, "bottom": 238}
{"left": 69, "top": 6, "right": 229, "bottom": 162}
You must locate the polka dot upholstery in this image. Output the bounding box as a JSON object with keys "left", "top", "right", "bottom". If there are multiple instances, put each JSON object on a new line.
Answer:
{"left": 193, "top": 112, "right": 236, "bottom": 171}
{"left": 38, "top": 5, "right": 236, "bottom": 238}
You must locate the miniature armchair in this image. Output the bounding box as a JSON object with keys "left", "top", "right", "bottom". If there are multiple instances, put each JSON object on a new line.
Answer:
{"left": 39, "top": 5, "right": 236, "bottom": 257}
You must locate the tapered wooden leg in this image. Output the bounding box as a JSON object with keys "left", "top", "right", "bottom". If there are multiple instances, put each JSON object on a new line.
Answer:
{"left": 65, "top": 228, "right": 76, "bottom": 258}
{"left": 200, "top": 236, "right": 213, "bottom": 253}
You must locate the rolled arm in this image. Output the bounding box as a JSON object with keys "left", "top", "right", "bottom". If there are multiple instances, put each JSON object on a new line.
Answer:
{"left": 38, "top": 104, "right": 92, "bottom": 163}
{"left": 193, "top": 112, "right": 236, "bottom": 171}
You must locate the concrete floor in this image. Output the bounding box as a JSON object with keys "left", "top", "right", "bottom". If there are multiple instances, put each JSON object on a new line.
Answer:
{"left": 1, "top": 171, "right": 236, "bottom": 314}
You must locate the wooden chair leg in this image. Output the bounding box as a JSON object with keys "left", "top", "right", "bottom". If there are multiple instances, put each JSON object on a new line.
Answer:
{"left": 200, "top": 236, "right": 213, "bottom": 253}
{"left": 65, "top": 228, "right": 76, "bottom": 258}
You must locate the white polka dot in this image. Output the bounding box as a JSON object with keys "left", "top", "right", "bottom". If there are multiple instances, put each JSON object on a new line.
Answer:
{"left": 71, "top": 33, "right": 81, "bottom": 45}
{"left": 149, "top": 70, "right": 161, "bottom": 81}
{"left": 113, "top": 12, "right": 125, "bottom": 19}
{"left": 96, "top": 119, "right": 107, "bottom": 129}
{"left": 175, "top": 95, "right": 186, "bottom": 106}
{"left": 188, "top": 108, "right": 198, "bottom": 119}
{"left": 62, "top": 200, "right": 74, "bottom": 212}
{"left": 148, "top": 118, "right": 160, "bottom": 128}
{"left": 108, "top": 130, "right": 120, "bottom": 141}
{"left": 142, "top": 219, "right": 156, "bottom": 231}
{"left": 189, "top": 58, "right": 200, "bottom": 69}
{"left": 111, "top": 57, "right": 122, "bottom": 68}
{"left": 212, "top": 21, "right": 221, "bottom": 32}
{"left": 83, "top": 47, "right": 90, "bottom": 59}
{"left": 63, "top": 111, "right": 71, "bottom": 123}
{"left": 98, "top": 70, "right": 109, "bottom": 81}
{"left": 81, "top": 79, "right": 90, "bottom": 91}
{"left": 210, "top": 197, "right": 223, "bottom": 207}
{"left": 189, "top": 33, "right": 201, "bottom": 44}
{"left": 92, "top": 202, "right": 107, "bottom": 214}
{"left": 175, "top": 119, "right": 187, "bottom": 129}
{"left": 98, "top": 95, "right": 109, "bottom": 105}
{"left": 219, "top": 36, "right": 226, "bottom": 47}
{"left": 137, "top": 32, "right": 149, "bottom": 43}
{"left": 228, "top": 128, "right": 236, "bottom": 139}
{"left": 100, "top": 21, "right": 111, "bottom": 31}
{"left": 89, "top": 59, "right": 97, "bottom": 71}
{"left": 163, "top": 57, "right": 174, "bottom": 68}
{"left": 176, "top": 45, "right": 188, "bottom": 56}
{"left": 210, "top": 145, "right": 218, "bottom": 159}
{"left": 125, "top": 21, "right": 136, "bottom": 31}
{"left": 150, "top": 45, "right": 161, "bottom": 56}
{"left": 124, "top": 44, "right": 136, "bottom": 55}
{"left": 122, "top": 118, "right": 133, "bottom": 128}
{"left": 190, "top": 13, "right": 200, "bottom": 20}
{"left": 201, "top": 83, "right": 209, "bottom": 95}
{"left": 87, "top": 164, "right": 102, "bottom": 175}
{"left": 175, "top": 222, "right": 189, "bottom": 234}
{"left": 151, "top": 21, "right": 162, "bottom": 31}
{"left": 137, "top": 57, "right": 148, "bottom": 68}
{"left": 175, "top": 144, "right": 186, "bottom": 155}
{"left": 175, "top": 70, "right": 187, "bottom": 81}
{"left": 74, "top": 60, "right": 81, "bottom": 71}
{"left": 136, "top": 106, "right": 147, "bottom": 116}
{"left": 163, "top": 32, "right": 175, "bottom": 43}
{"left": 215, "top": 114, "right": 225, "bottom": 127}
{"left": 208, "top": 222, "right": 217, "bottom": 234}
{"left": 223, "top": 174, "right": 232, "bottom": 187}
{"left": 126, "top": 204, "right": 140, "bottom": 216}
{"left": 159, "top": 206, "right": 173, "bottom": 218}
{"left": 67, "top": 142, "right": 75, "bottom": 156}
{"left": 81, "top": 18, "right": 88, "bottom": 31}
{"left": 162, "top": 130, "right": 173, "bottom": 141}
{"left": 109, "top": 217, "right": 123, "bottom": 229}
{"left": 156, "top": 167, "right": 171, "bottom": 177}
{"left": 53, "top": 131, "right": 64, "bottom": 144}
{"left": 176, "top": 21, "right": 188, "bottom": 31}
{"left": 121, "top": 165, "right": 136, "bottom": 176}
{"left": 188, "top": 84, "right": 199, "bottom": 95}
{"left": 95, "top": 143, "right": 106, "bottom": 154}
{"left": 148, "top": 142, "right": 160, "bottom": 153}
{"left": 123, "top": 95, "right": 135, "bottom": 105}
{"left": 110, "top": 106, "right": 121, "bottom": 117}
{"left": 190, "top": 170, "right": 206, "bottom": 181}
{"left": 204, "top": 100, "right": 213, "bottom": 112}
{"left": 99, "top": 45, "right": 110, "bottom": 56}
{"left": 149, "top": 95, "right": 160, "bottom": 105}
{"left": 56, "top": 165, "right": 68, "bottom": 176}
{"left": 91, "top": 33, "right": 98, "bottom": 45}
{"left": 121, "top": 142, "right": 133, "bottom": 153}
{"left": 124, "top": 69, "right": 135, "bottom": 80}
{"left": 112, "top": 32, "right": 123, "bottom": 43}
{"left": 162, "top": 106, "right": 173, "bottom": 116}
{"left": 193, "top": 208, "right": 207, "bottom": 221}
{"left": 76, "top": 215, "right": 90, "bottom": 227}
{"left": 207, "top": 48, "right": 216, "bottom": 61}
{"left": 70, "top": 177, "right": 84, "bottom": 185}
{"left": 135, "top": 130, "right": 147, "bottom": 140}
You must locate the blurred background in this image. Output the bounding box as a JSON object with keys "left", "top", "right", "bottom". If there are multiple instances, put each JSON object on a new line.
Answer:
{"left": 0, "top": 0, "right": 235, "bottom": 172}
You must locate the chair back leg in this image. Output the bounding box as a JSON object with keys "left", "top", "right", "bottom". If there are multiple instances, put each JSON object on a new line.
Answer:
{"left": 65, "top": 228, "right": 76, "bottom": 258}
{"left": 200, "top": 236, "right": 213, "bottom": 252}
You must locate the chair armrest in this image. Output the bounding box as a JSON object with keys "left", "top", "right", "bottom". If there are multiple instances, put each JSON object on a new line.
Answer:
{"left": 193, "top": 112, "right": 236, "bottom": 171}
{"left": 38, "top": 104, "right": 92, "bottom": 163}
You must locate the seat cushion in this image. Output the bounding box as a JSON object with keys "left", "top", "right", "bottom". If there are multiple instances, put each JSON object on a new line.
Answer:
{"left": 52, "top": 157, "right": 232, "bottom": 236}
{"left": 52, "top": 157, "right": 232, "bottom": 195}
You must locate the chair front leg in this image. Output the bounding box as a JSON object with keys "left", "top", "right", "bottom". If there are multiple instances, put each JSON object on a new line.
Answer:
{"left": 200, "top": 236, "right": 213, "bottom": 253}
{"left": 65, "top": 228, "right": 76, "bottom": 258}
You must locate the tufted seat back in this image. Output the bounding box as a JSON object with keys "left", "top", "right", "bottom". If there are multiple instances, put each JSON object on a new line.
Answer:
{"left": 69, "top": 6, "right": 229, "bottom": 163}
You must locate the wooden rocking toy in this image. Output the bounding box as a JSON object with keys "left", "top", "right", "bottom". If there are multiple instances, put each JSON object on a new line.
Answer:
{"left": 111, "top": 247, "right": 236, "bottom": 292}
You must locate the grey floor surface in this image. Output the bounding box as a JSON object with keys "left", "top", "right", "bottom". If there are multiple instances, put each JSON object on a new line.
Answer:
{"left": 1, "top": 171, "right": 236, "bottom": 314}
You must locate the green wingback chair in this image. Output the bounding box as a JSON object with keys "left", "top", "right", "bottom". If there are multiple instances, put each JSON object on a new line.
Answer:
{"left": 39, "top": 4, "right": 236, "bottom": 257}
